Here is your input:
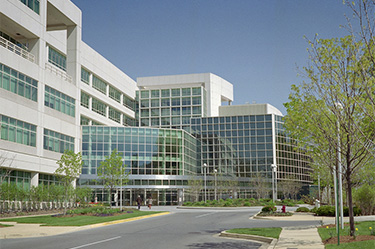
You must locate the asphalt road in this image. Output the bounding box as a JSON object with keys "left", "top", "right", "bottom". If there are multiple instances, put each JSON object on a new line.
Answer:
{"left": 0, "top": 206, "right": 321, "bottom": 249}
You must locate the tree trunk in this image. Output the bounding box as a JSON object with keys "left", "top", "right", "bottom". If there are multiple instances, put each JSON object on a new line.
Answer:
{"left": 346, "top": 174, "right": 355, "bottom": 236}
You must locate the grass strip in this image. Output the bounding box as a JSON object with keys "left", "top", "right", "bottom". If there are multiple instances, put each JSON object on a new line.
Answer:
{"left": 325, "top": 240, "right": 375, "bottom": 249}
{"left": 226, "top": 227, "right": 282, "bottom": 239}
{"left": 0, "top": 223, "right": 14, "bottom": 227}
{"left": 318, "top": 221, "right": 375, "bottom": 241}
{"left": 0, "top": 211, "right": 164, "bottom": 227}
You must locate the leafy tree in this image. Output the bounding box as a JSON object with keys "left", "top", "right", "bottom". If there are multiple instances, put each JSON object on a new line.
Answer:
{"left": 74, "top": 187, "right": 92, "bottom": 207}
{"left": 353, "top": 183, "right": 375, "bottom": 215}
{"left": 55, "top": 150, "right": 83, "bottom": 214}
{"left": 284, "top": 36, "right": 375, "bottom": 236}
{"left": 97, "top": 149, "right": 129, "bottom": 205}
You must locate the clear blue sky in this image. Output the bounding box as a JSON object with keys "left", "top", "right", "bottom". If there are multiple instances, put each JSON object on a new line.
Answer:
{"left": 72, "top": 0, "right": 351, "bottom": 115}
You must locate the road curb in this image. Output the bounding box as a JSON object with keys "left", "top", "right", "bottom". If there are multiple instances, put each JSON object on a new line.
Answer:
{"left": 220, "top": 231, "right": 276, "bottom": 245}
{"left": 88, "top": 212, "right": 170, "bottom": 228}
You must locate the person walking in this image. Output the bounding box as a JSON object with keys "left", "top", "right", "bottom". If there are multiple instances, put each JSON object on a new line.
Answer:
{"left": 136, "top": 195, "right": 142, "bottom": 210}
{"left": 147, "top": 196, "right": 153, "bottom": 209}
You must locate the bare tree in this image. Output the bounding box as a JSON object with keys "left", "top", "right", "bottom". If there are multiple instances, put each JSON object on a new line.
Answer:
{"left": 185, "top": 177, "right": 203, "bottom": 202}
{"left": 0, "top": 152, "right": 16, "bottom": 185}
{"left": 253, "top": 172, "right": 270, "bottom": 200}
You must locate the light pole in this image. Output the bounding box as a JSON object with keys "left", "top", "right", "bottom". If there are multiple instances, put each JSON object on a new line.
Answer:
{"left": 214, "top": 169, "right": 217, "bottom": 200}
{"left": 203, "top": 163, "right": 207, "bottom": 203}
{"left": 335, "top": 102, "right": 344, "bottom": 231}
{"left": 120, "top": 159, "right": 124, "bottom": 211}
{"left": 271, "top": 164, "right": 277, "bottom": 202}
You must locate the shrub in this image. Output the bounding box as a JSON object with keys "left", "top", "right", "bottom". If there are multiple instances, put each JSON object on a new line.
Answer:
{"left": 296, "top": 207, "right": 310, "bottom": 212}
{"left": 244, "top": 202, "right": 251, "bottom": 206}
{"left": 262, "top": 205, "right": 276, "bottom": 213}
{"left": 183, "top": 202, "right": 192, "bottom": 206}
{"left": 316, "top": 206, "right": 335, "bottom": 216}
{"left": 310, "top": 207, "right": 317, "bottom": 214}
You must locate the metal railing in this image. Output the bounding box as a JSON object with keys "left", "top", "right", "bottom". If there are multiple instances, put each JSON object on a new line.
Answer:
{"left": 45, "top": 62, "right": 73, "bottom": 84}
{"left": 0, "top": 36, "right": 35, "bottom": 63}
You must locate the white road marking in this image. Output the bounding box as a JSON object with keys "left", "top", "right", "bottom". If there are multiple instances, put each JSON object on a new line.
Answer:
{"left": 195, "top": 212, "right": 216, "bottom": 218}
{"left": 68, "top": 236, "right": 121, "bottom": 249}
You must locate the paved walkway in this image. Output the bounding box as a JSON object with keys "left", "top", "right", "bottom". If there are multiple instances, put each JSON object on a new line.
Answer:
{"left": 258, "top": 213, "right": 375, "bottom": 249}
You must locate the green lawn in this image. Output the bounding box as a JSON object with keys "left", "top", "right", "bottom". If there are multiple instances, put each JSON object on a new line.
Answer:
{"left": 226, "top": 227, "right": 282, "bottom": 239}
{"left": 0, "top": 211, "right": 164, "bottom": 226}
{"left": 318, "top": 221, "right": 375, "bottom": 249}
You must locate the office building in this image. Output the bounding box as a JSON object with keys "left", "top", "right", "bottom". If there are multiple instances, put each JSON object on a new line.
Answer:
{"left": 1, "top": 0, "right": 312, "bottom": 205}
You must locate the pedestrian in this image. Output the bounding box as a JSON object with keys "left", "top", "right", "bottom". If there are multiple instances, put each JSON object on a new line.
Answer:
{"left": 147, "top": 196, "right": 153, "bottom": 209}
{"left": 136, "top": 195, "right": 142, "bottom": 210}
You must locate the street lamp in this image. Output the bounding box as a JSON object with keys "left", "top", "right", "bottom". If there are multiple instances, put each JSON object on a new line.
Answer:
{"left": 271, "top": 164, "right": 277, "bottom": 202}
{"left": 214, "top": 169, "right": 217, "bottom": 200}
{"left": 203, "top": 163, "right": 207, "bottom": 203}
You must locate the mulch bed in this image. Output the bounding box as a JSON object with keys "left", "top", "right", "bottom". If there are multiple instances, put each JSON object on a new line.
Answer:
{"left": 323, "top": 235, "right": 375, "bottom": 244}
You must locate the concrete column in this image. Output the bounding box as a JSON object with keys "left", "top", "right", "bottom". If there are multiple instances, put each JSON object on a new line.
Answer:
{"left": 66, "top": 25, "right": 81, "bottom": 154}
{"left": 30, "top": 172, "right": 39, "bottom": 187}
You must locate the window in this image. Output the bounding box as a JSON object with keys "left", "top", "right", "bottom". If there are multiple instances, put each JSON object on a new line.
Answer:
{"left": 19, "top": 0, "right": 39, "bottom": 14}
{"left": 192, "top": 87, "right": 201, "bottom": 95}
{"left": 140, "top": 90, "right": 149, "bottom": 99}
{"left": 171, "top": 98, "right": 180, "bottom": 106}
{"left": 0, "top": 63, "right": 37, "bottom": 101}
{"left": 192, "top": 96, "right": 201, "bottom": 105}
{"left": 81, "top": 67, "right": 90, "bottom": 84}
{"left": 80, "top": 116, "right": 90, "bottom": 125}
{"left": 151, "top": 90, "right": 160, "bottom": 98}
{"left": 161, "top": 89, "right": 170, "bottom": 97}
{"left": 181, "top": 88, "right": 191, "bottom": 96}
{"left": 151, "top": 99, "right": 159, "bottom": 107}
{"left": 43, "top": 129, "right": 74, "bottom": 153}
{"left": 141, "top": 99, "right": 149, "bottom": 107}
{"left": 92, "top": 98, "right": 106, "bottom": 116}
{"left": 1, "top": 115, "right": 36, "bottom": 147}
{"left": 161, "top": 98, "right": 170, "bottom": 106}
{"left": 182, "top": 97, "right": 191, "bottom": 106}
{"left": 171, "top": 88, "right": 180, "bottom": 97}
{"left": 48, "top": 47, "right": 66, "bottom": 71}
{"left": 45, "top": 85, "right": 75, "bottom": 117}
{"left": 109, "top": 86, "right": 121, "bottom": 103}
{"left": 151, "top": 109, "right": 160, "bottom": 117}
{"left": 161, "top": 108, "right": 170, "bottom": 116}
{"left": 92, "top": 76, "right": 107, "bottom": 95}
{"left": 123, "top": 95, "right": 135, "bottom": 111}
{"left": 123, "top": 115, "right": 135, "bottom": 126}
{"left": 109, "top": 107, "right": 121, "bottom": 123}
{"left": 81, "top": 92, "right": 89, "bottom": 108}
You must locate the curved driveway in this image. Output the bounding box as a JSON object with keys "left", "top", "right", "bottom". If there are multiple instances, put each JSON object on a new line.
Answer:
{"left": 0, "top": 206, "right": 321, "bottom": 249}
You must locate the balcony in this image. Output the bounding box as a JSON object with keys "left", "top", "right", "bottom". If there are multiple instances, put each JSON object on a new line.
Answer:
{"left": 45, "top": 62, "right": 73, "bottom": 84}
{"left": 0, "top": 36, "right": 35, "bottom": 63}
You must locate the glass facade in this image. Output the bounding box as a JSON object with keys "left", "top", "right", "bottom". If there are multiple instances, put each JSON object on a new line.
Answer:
{"left": 81, "top": 67, "right": 90, "bottom": 84}
{"left": 0, "top": 63, "right": 38, "bottom": 102}
{"left": 92, "top": 75, "right": 107, "bottom": 95}
{"left": 81, "top": 126, "right": 197, "bottom": 176}
{"left": 137, "top": 86, "right": 207, "bottom": 130}
{"left": 274, "top": 115, "right": 312, "bottom": 182}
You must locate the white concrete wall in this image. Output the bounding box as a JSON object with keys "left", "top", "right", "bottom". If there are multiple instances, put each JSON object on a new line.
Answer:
{"left": 219, "top": 103, "right": 283, "bottom": 116}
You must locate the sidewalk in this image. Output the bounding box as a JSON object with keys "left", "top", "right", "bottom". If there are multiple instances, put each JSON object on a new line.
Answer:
{"left": 259, "top": 213, "right": 375, "bottom": 249}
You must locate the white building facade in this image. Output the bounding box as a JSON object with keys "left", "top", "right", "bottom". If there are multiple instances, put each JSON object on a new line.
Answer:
{"left": 0, "top": 0, "right": 137, "bottom": 188}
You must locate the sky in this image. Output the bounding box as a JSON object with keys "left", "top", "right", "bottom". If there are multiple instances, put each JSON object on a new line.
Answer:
{"left": 71, "top": 0, "right": 352, "bottom": 115}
